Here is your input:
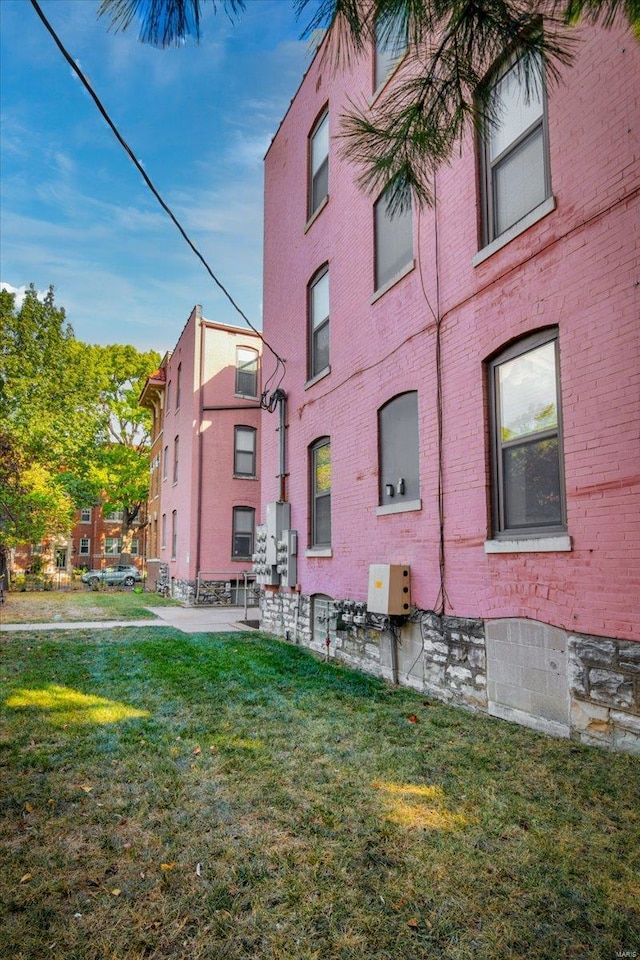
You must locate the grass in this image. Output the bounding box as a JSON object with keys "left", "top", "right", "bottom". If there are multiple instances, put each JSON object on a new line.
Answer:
{"left": 1, "top": 590, "right": 180, "bottom": 624}
{"left": 1, "top": 627, "right": 639, "bottom": 960}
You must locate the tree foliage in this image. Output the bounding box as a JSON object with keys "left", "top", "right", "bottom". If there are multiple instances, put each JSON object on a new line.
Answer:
{"left": 98, "top": 0, "right": 639, "bottom": 211}
{"left": 0, "top": 287, "right": 160, "bottom": 561}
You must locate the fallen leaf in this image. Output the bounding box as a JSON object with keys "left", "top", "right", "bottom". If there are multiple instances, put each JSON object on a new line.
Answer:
{"left": 193, "top": 746, "right": 201, "bottom": 756}
{"left": 24, "top": 802, "right": 34, "bottom": 813}
{"left": 160, "top": 863, "right": 176, "bottom": 871}
{"left": 195, "top": 863, "right": 201, "bottom": 877}
{"left": 408, "top": 715, "right": 419, "bottom": 724}
{"left": 407, "top": 917, "right": 419, "bottom": 928}
{"left": 19, "top": 873, "right": 32, "bottom": 884}
{"left": 80, "top": 785, "right": 93, "bottom": 793}
{"left": 111, "top": 889, "right": 121, "bottom": 897}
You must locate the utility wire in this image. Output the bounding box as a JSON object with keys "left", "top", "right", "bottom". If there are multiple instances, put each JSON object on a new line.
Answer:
{"left": 29, "top": 0, "right": 286, "bottom": 385}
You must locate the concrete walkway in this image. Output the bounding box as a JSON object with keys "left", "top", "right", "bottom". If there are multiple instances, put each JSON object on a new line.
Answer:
{"left": 0, "top": 605, "right": 260, "bottom": 635}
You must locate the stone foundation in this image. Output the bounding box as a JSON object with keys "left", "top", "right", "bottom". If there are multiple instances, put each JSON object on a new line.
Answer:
{"left": 259, "top": 590, "right": 639, "bottom": 754}
{"left": 169, "top": 577, "right": 196, "bottom": 605}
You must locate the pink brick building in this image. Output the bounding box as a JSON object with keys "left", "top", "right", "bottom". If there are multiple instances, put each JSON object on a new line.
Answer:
{"left": 259, "top": 22, "right": 640, "bottom": 751}
{"left": 141, "top": 306, "right": 262, "bottom": 603}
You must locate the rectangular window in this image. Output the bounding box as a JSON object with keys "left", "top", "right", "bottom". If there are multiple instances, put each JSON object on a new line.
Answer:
{"left": 378, "top": 391, "right": 420, "bottom": 506}
{"left": 166, "top": 380, "right": 172, "bottom": 412}
{"left": 80, "top": 508, "right": 92, "bottom": 523}
{"left": 176, "top": 363, "right": 182, "bottom": 409}
{"left": 105, "top": 510, "right": 124, "bottom": 522}
{"left": 374, "top": 16, "right": 407, "bottom": 91}
{"left": 309, "top": 111, "right": 329, "bottom": 217}
{"left": 163, "top": 445, "right": 168, "bottom": 480}
{"left": 161, "top": 513, "right": 167, "bottom": 549}
{"left": 374, "top": 186, "right": 413, "bottom": 291}
{"left": 489, "top": 330, "right": 565, "bottom": 537}
{"left": 79, "top": 538, "right": 90, "bottom": 555}
{"left": 173, "top": 436, "right": 179, "bottom": 484}
{"left": 234, "top": 426, "right": 257, "bottom": 477}
{"left": 171, "top": 510, "right": 177, "bottom": 559}
{"left": 130, "top": 538, "right": 139, "bottom": 556}
{"left": 309, "top": 267, "right": 330, "bottom": 379}
{"left": 481, "top": 58, "right": 550, "bottom": 243}
{"left": 311, "top": 439, "right": 331, "bottom": 547}
{"left": 232, "top": 506, "right": 255, "bottom": 559}
{"left": 105, "top": 537, "right": 122, "bottom": 555}
{"left": 236, "top": 347, "right": 259, "bottom": 397}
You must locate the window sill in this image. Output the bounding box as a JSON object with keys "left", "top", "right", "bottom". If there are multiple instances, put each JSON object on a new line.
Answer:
{"left": 473, "top": 196, "right": 556, "bottom": 267}
{"left": 484, "top": 535, "right": 571, "bottom": 554}
{"left": 233, "top": 474, "right": 259, "bottom": 481}
{"left": 369, "top": 52, "right": 408, "bottom": 107}
{"left": 304, "top": 195, "right": 329, "bottom": 233}
{"left": 305, "top": 366, "right": 331, "bottom": 390}
{"left": 376, "top": 499, "right": 422, "bottom": 517}
{"left": 306, "top": 547, "right": 332, "bottom": 558}
{"left": 234, "top": 393, "right": 260, "bottom": 402}
{"left": 371, "top": 260, "right": 415, "bottom": 304}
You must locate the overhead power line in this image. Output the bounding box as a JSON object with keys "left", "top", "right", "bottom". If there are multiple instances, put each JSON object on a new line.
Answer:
{"left": 29, "top": 0, "right": 286, "bottom": 388}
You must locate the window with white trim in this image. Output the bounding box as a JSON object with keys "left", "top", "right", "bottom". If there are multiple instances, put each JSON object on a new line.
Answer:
{"left": 310, "top": 438, "right": 331, "bottom": 548}
{"left": 80, "top": 508, "right": 92, "bottom": 523}
{"left": 374, "top": 186, "right": 413, "bottom": 291}
{"left": 79, "top": 538, "right": 90, "bottom": 555}
{"left": 488, "top": 329, "right": 565, "bottom": 537}
{"left": 105, "top": 537, "right": 122, "bottom": 555}
{"left": 234, "top": 426, "right": 257, "bottom": 477}
{"left": 105, "top": 510, "right": 123, "bottom": 522}
{"left": 309, "top": 110, "right": 329, "bottom": 218}
{"left": 308, "top": 266, "right": 329, "bottom": 379}
{"left": 481, "top": 57, "right": 550, "bottom": 244}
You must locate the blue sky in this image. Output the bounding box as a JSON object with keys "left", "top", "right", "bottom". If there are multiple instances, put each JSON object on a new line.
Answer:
{"left": 0, "top": 0, "right": 316, "bottom": 353}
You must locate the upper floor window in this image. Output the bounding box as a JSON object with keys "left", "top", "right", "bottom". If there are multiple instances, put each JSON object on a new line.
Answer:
{"left": 79, "top": 537, "right": 90, "bottom": 555}
{"left": 236, "top": 347, "right": 259, "bottom": 398}
{"left": 374, "top": 185, "right": 413, "bottom": 292}
{"left": 173, "top": 436, "right": 179, "bottom": 484}
{"left": 310, "top": 438, "right": 331, "bottom": 548}
{"left": 378, "top": 391, "right": 420, "bottom": 507}
{"left": 234, "top": 426, "right": 257, "bottom": 477}
{"left": 481, "top": 57, "right": 550, "bottom": 244}
{"left": 163, "top": 445, "right": 168, "bottom": 480}
{"left": 166, "top": 379, "right": 172, "bottom": 412}
{"left": 308, "top": 266, "right": 330, "bottom": 380}
{"left": 80, "top": 508, "right": 92, "bottom": 523}
{"left": 488, "top": 329, "right": 565, "bottom": 537}
{"left": 105, "top": 509, "right": 123, "bottom": 522}
{"left": 232, "top": 506, "right": 255, "bottom": 560}
{"left": 176, "top": 363, "right": 182, "bottom": 409}
{"left": 309, "top": 110, "right": 329, "bottom": 218}
{"left": 161, "top": 513, "right": 167, "bottom": 549}
{"left": 374, "top": 16, "right": 407, "bottom": 92}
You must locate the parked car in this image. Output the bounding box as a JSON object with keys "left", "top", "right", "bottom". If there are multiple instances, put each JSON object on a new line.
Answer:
{"left": 81, "top": 565, "right": 142, "bottom": 587}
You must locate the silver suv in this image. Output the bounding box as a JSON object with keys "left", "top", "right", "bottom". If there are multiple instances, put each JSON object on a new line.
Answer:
{"left": 81, "top": 565, "right": 142, "bottom": 587}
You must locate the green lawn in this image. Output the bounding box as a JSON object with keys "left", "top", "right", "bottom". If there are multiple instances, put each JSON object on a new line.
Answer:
{"left": 1, "top": 627, "right": 638, "bottom": 960}
{"left": 1, "top": 589, "right": 179, "bottom": 624}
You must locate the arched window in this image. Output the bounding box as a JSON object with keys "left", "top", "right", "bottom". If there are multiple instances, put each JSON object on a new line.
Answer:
{"left": 488, "top": 329, "right": 565, "bottom": 536}
{"left": 308, "top": 109, "right": 329, "bottom": 218}
{"left": 374, "top": 185, "right": 413, "bottom": 291}
{"left": 378, "top": 392, "right": 420, "bottom": 507}
{"left": 310, "top": 438, "right": 331, "bottom": 548}
{"left": 236, "top": 347, "right": 259, "bottom": 398}
{"left": 308, "top": 266, "right": 329, "bottom": 380}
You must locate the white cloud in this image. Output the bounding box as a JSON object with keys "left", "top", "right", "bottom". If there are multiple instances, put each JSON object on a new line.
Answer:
{"left": 0, "top": 282, "right": 47, "bottom": 306}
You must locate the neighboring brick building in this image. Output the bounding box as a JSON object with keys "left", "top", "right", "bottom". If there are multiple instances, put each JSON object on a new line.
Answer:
{"left": 140, "top": 305, "right": 262, "bottom": 603}
{"left": 259, "top": 22, "right": 640, "bottom": 751}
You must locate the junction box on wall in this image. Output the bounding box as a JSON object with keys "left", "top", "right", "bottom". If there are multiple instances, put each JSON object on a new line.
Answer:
{"left": 253, "top": 502, "right": 297, "bottom": 588}
{"left": 367, "top": 564, "right": 411, "bottom": 616}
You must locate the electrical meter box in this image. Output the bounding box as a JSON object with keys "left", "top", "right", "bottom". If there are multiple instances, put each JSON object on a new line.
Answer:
{"left": 265, "top": 501, "right": 290, "bottom": 565}
{"left": 367, "top": 564, "right": 411, "bottom": 615}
